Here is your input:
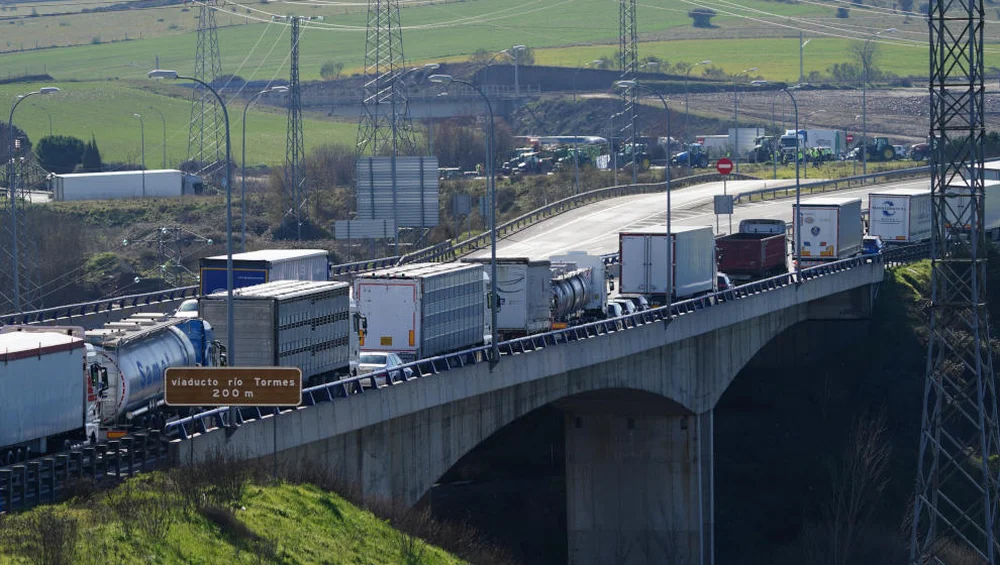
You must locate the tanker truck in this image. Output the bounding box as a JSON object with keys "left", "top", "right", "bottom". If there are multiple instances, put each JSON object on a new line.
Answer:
{"left": 550, "top": 251, "right": 608, "bottom": 325}
{"left": 85, "top": 314, "right": 223, "bottom": 434}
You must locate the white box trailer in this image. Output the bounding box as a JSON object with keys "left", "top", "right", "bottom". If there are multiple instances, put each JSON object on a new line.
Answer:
{"left": 794, "top": 197, "right": 863, "bottom": 264}
{"left": 868, "top": 187, "right": 932, "bottom": 243}
{"left": 0, "top": 326, "right": 88, "bottom": 452}
{"left": 463, "top": 257, "right": 552, "bottom": 339}
{"left": 354, "top": 262, "right": 487, "bottom": 362}
{"left": 618, "top": 225, "right": 716, "bottom": 300}
{"left": 199, "top": 249, "right": 329, "bottom": 295}
{"left": 729, "top": 127, "right": 766, "bottom": 157}
{"left": 51, "top": 169, "right": 202, "bottom": 201}
{"left": 200, "top": 280, "right": 353, "bottom": 385}
{"left": 942, "top": 179, "right": 1000, "bottom": 239}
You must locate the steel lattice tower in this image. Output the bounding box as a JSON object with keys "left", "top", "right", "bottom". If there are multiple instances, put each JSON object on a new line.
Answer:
{"left": 286, "top": 16, "right": 305, "bottom": 241}
{"left": 356, "top": 0, "right": 414, "bottom": 157}
{"left": 1, "top": 146, "right": 44, "bottom": 313}
{"left": 188, "top": 0, "right": 224, "bottom": 173}
{"left": 909, "top": 0, "right": 1000, "bottom": 560}
{"left": 619, "top": 0, "right": 638, "bottom": 184}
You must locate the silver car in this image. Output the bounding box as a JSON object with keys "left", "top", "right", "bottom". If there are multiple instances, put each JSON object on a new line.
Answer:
{"left": 359, "top": 351, "right": 414, "bottom": 387}
{"left": 172, "top": 299, "right": 199, "bottom": 319}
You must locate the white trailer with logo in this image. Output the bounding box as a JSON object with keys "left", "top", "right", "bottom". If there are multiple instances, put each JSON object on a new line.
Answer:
{"left": 867, "top": 187, "right": 932, "bottom": 243}
{"left": 794, "top": 197, "right": 863, "bottom": 266}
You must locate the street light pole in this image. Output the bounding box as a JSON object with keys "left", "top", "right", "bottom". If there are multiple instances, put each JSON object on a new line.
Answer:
{"left": 7, "top": 86, "right": 60, "bottom": 313}
{"left": 614, "top": 80, "right": 672, "bottom": 307}
{"left": 148, "top": 106, "right": 167, "bottom": 169}
{"left": 733, "top": 66, "right": 758, "bottom": 174}
{"left": 572, "top": 60, "right": 602, "bottom": 195}
{"left": 512, "top": 44, "right": 526, "bottom": 99}
{"left": 149, "top": 69, "right": 234, "bottom": 364}
{"left": 133, "top": 113, "right": 145, "bottom": 197}
{"left": 429, "top": 73, "right": 499, "bottom": 365}
{"left": 241, "top": 86, "right": 288, "bottom": 253}
{"left": 800, "top": 34, "right": 811, "bottom": 84}
{"left": 862, "top": 28, "right": 896, "bottom": 177}
{"left": 780, "top": 87, "right": 800, "bottom": 281}
{"left": 684, "top": 60, "right": 711, "bottom": 177}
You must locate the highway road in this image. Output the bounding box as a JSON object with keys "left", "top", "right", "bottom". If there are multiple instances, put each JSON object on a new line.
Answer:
{"left": 468, "top": 177, "right": 929, "bottom": 260}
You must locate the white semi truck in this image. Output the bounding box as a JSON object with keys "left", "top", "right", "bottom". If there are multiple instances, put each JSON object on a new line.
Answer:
{"left": 617, "top": 226, "right": 716, "bottom": 303}
{"left": 793, "top": 197, "right": 863, "bottom": 267}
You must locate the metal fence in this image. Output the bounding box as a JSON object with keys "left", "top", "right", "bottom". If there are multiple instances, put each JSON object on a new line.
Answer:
{"left": 734, "top": 166, "right": 930, "bottom": 204}
{"left": 0, "top": 286, "right": 198, "bottom": 326}
{"left": 0, "top": 432, "right": 170, "bottom": 512}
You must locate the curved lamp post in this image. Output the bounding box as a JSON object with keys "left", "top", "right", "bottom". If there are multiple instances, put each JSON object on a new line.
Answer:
{"left": 7, "top": 86, "right": 60, "bottom": 312}
{"left": 428, "top": 73, "right": 499, "bottom": 365}
{"left": 511, "top": 44, "right": 526, "bottom": 99}
{"left": 733, "top": 66, "right": 758, "bottom": 174}
{"left": 684, "top": 59, "right": 711, "bottom": 176}
{"left": 572, "top": 60, "right": 602, "bottom": 195}
{"left": 614, "top": 79, "right": 672, "bottom": 306}
{"left": 147, "top": 106, "right": 167, "bottom": 169}
{"left": 241, "top": 85, "right": 288, "bottom": 252}
{"left": 149, "top": 69, "right": 235, "bottom": 364}
{"left": 132, "top": 113, "right": 145, "bottom": 197}
{"left": 862, "top": 28, "right": 896, "bottom": 177}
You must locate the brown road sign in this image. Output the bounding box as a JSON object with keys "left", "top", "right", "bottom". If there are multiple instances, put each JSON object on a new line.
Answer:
{"left": 164, "top": 367, "right": 302, "bottom": 407}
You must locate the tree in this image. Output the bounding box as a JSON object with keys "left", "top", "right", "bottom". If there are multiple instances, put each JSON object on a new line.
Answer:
{"left": 851, "top": 41, "right": 880, "bottom": 85}
{"left": 80, "top": 135, "right": 103, "bottom": 172}
{"left": 319, "top": 61, "right": 344, "bottom": 80}
{"left": 34, "top": 135, "right": 85, "bottom": 174}
{"left": 688, "top": 7, "right": 717, "bottom": 27}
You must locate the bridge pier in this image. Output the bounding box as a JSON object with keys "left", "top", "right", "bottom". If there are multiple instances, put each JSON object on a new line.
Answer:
{"left": 564, "top": 400, "right": 713, "bottom": 565}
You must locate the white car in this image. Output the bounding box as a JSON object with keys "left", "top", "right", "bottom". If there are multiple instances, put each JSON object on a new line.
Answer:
{"left": 359, "top": 351, "right": 414, "bottom": 386}
{"left": 172, "top": 299, "right": 199, "bottom": 319}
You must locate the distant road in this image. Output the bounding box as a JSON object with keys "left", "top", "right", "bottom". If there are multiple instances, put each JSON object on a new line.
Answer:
{"left": 468, "top": 177, "right": 928, "bottom": 260}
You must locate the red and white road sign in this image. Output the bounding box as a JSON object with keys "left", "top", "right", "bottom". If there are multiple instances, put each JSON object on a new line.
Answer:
{"left": 716, "top": 158, "right": 734, "bottom": 175}
{"left": 846, "top": 133, "right": 855, "bottom": 144}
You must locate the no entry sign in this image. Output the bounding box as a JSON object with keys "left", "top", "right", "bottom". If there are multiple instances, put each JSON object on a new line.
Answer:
{"left": 716, "top": 158, "right": 734, "bottom": 175}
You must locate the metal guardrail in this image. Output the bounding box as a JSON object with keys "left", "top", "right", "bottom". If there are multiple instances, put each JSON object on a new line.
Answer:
{"left": 734, "top": 166, "right": 930, "bottom": 204}
{"left": 0, "top": 286, "right": 198, "bottom": 326}
{"left": 0, "top": 243, "right": 928, "bottom": 513}
{"left": 3, "top": 167, "right": 924, "bottom": 326}
{"left": 397, "top": 172, "right": 758, "bottom": 265}
{"left": 0, "top": 432, "right": 170, "bottom": 513}
{"left": 166, "top": 244, "right": 927, "bottom": 442}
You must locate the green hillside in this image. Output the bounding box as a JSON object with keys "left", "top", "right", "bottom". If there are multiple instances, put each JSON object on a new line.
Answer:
{"left": 0, "top": 81, "right": 355, "bottom": 166}
{"left": 0, "top": 474, "right": 469, "bottom": 565}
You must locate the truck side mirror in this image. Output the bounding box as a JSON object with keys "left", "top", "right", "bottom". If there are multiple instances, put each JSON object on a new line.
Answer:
{"left": 609, "top": 280, "right": 615, "bottom": 291}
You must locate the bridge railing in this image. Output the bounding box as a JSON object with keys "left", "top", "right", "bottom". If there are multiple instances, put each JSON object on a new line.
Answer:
{"left": 734, "top": 166, "right": 930, "bottom": 204}
{"left": 0, "top": 286, "right": 198, "bottom": 326}
{"left": 165, "top": 244, "right": 926, "bottom": 442}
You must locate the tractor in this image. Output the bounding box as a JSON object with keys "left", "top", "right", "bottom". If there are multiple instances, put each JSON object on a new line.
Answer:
{"left": 671, "top": 143, "right": 710, "bottom": 168}
{"left": 747, "top": 135, "right": 779, "bottom": 164}
{"left": 856, "top": 136, "right": 897, "bottom": 162}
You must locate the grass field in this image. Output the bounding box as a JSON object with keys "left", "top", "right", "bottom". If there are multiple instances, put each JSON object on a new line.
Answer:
{"left": 0, "top": 475, "right": 467, "bottom": 564}
{"left": 0, "top": 0, "right": 861, "bottom": 81}
{"left": 1, "top": 81, "right": 356, "bottom": 166}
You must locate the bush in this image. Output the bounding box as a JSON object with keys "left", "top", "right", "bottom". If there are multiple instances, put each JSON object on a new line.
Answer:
{"left": 35, "top": 134, "right": 85, "bottom": 173}
{"left": 320, "top": 61, "right": 344, "bottom": 80}
{"left": 688, "top": 7, "right": 717, "bottom": 27}
{"left": 837, "top": 6, "right": 850, "bottom": 17}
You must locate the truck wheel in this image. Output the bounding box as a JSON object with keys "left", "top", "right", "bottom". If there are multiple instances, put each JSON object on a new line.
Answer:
{"left": 882, "top": 147, "right": 894, "bottom": 161}
{"left": 697, "top": 156, "right": 709, "bottom": 168}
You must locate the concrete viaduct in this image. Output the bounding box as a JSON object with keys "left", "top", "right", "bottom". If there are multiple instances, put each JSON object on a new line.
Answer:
{"left": 170, "top": 258, "right": 883, "bottom": 565}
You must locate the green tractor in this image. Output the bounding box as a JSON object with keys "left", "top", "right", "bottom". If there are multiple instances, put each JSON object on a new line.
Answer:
{"left": 857, "top": 136, "right": 896, "bottom": 162}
